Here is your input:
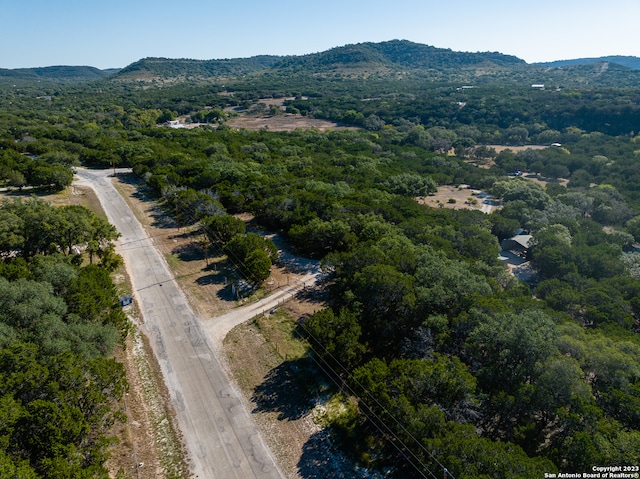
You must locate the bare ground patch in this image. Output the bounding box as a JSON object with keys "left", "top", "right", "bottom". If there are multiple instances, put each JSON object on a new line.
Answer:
{"left": 226, "top": 113, "right": 356, "bottom": 132}
{"left": 224, "top": 96, "right": 358, "bottom": 132}
{"left": 485, "top": 144, "right": 549, "bottom": 154}
{"left": 0, "top": 182, "right": 104, "bottom": 212}
{"left": 417, "top": 186, "right": 495, "bottom": 212}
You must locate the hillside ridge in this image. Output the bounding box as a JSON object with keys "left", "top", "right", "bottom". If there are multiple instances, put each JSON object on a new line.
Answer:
{"left": 536, "top": 55, "right": 640, "bottom": 70}
{"left": 2, "top": 40, "right": 639, "bottom": 85}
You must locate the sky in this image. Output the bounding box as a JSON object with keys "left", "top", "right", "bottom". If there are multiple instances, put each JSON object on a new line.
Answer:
{"left": 2, "top": 0, "right": 639, "bottom": 69}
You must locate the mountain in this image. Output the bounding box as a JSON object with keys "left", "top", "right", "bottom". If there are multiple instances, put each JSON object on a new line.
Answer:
{"left": 3, "top": 41, "right": 638, "bottom": 87}
{"left": 0, "top": 65, "right": 118, "bottom": 82}
{"left": 274, "top": 40, "right": 526, "bottom": 72}
{"left": 110, "top": 40, "right": 529, "bottom": 84}
{"left": 112, "top": 55, "right": 282, "bottom": 82}
{"left": 110, "top": 40, "right": 639, "bottom": 87}
{"left": 536, "top": 55, "right": 640, "bottom": 70}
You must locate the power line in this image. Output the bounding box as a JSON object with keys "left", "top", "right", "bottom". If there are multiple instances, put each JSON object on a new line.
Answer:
{"left": 161, "top": 189, "right": 270, "bottom": 292}
{"left": 304, "top": 346, "right": 436, "bottom": 479}
{"left": 130, "top": 175, "right": 457, "bottom": 478}
{"left": 298, "top": 319, "right": 457, "bottom": 479}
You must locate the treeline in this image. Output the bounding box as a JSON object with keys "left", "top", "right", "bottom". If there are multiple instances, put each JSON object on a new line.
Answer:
{"left": 0, "top": 198, "right": 128, "bottom": 478}
{"left": 285, "top": 85, "right": 640, "bottom": 138}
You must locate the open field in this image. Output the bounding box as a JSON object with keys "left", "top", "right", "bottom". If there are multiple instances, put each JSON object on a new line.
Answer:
{"left": 485, "top": 144, "right": 549, "bottom": 153}
{"left": 417, "top": 185, "right": 497, "bottom": 213}
{"left": 226, "top": 114, "right": 352, "bottom": 132}
{"left": 225, "top": 97, "right": 358, "bottom": 132}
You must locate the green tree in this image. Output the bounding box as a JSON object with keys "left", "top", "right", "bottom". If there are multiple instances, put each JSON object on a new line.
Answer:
{"left": 414, "top": 249, "right": 492, "bottom": 315}
{"left": 490, "top": 178, "right": 551, "bottom": 210}
{"left": 30, "top": 164, "right": 74, "bottom": 191}
{"left": 0, "top": 343, "right": 126, "bottom": 478}
{"left": 243, "top": 249, "right": 272, "bottom": 283}
{"left": 0, "top": 210, "right": 24, "bottom": 255}
{"left": 383, "top": 172, "right": 436, "bottom": 197}
{"left": 302, "top": 308, "right": 366, "bottom": 371}
{"left": 625, "top": 215, "right": 640, "bottom": 242}
{"left": 38, "top": 150, "right": 80, "bottom": 168}
{"left": 6, "top": 170, "right": 26, "bottom": 189}
{"left": 0, "top": 450, "right": 38, "bottom": 479}
{"left": 289, "top": 218, "right": 356, "bottom": 257}
{"left": 201, "top": 214, "right": 246, "bottom": 245}
{"left": 352, "top": 264, "right": 416, "bottom": 353}
{"left": 223, "top": 232, "right": 277, "bottom": 283}
{"left": 467, "top": 310, "right": 557, "bottom": 393}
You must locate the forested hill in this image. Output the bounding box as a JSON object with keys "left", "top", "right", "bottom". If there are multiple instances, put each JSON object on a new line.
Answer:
{"left": 108, "top": 40, "right": 640, "bottom": 87}
{"left": 111, "top": 40, "right": 528, "bottom": 82}
{"left": 4, "top": 40, "right": 640, "bottom": 87}
{"left": 113, "top": 55, "right": 283, "bottom": 81}
{"left": 537, "top": 55, "right": 640, "bottom": 70}
{"left": 273, "top": 39, "right": 526, "bottom": 71}
{"left": 0, "top": 65, "right": 118, "bottom": 82}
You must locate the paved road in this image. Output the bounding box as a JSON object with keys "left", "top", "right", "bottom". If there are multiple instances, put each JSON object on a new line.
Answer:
{"left": 75, "top": 168, "right": 285, "bottom": 479}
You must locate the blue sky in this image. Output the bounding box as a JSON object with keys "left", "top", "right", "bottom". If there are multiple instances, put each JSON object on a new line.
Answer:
{"left": 3, "top": 0, "right": 639, "bottom": 69}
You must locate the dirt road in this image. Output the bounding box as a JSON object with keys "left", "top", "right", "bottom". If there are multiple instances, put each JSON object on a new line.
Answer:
{"left": 204, "top": 272, "right": 318, "bottom": 351}
{"left": 75, "top": 168, "right": 287, "bottom": 479}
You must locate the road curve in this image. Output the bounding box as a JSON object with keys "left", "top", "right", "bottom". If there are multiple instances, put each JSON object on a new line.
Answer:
{"left": 74, "top": 168, "right": 284, "bottom": 479}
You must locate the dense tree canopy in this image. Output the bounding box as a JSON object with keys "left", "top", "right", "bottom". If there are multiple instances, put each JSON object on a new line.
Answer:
{"left": 0, "top": 196, "right": 127, "bottom": 477}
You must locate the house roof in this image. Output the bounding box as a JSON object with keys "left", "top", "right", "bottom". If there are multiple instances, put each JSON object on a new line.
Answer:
{"left": 511, "top": 234, "right": 532, "bottom": 248}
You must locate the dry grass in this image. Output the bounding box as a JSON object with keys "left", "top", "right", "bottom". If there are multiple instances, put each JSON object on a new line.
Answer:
{"left": 0, "top": 183, "right": 104, "bottom": 213}
{"left": 226, "top": 114, "right": 355, "bottom": 132}
{"left": 417, "top": 186, "right": 490, "bottom": 211}
{"left": 223, "top": 311, "right": 322, "bottom": 479}
{"left": 110, "top": 173, "right": 326, "bottom": 478}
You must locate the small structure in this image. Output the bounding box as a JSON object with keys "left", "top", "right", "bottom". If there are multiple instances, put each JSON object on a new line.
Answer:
{"left": 500, "top": 234, "right": 533, "bottom": 256}
{"left": 118, "top": 295, "right": 133, "bottom": 307}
